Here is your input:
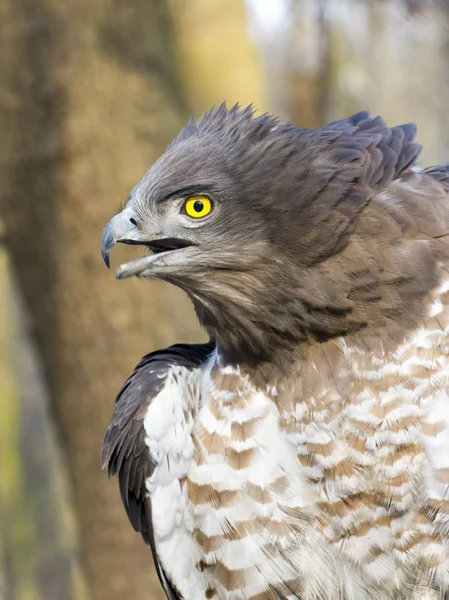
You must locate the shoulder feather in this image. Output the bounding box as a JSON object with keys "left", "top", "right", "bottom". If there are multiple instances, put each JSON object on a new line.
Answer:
{"left": 101, "top": 341, "right": 214, "bottom": 599}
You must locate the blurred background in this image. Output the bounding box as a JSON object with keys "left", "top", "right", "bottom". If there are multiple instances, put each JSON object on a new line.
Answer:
{"left": 1, "top": 0, "right": 449, "bottom": 599}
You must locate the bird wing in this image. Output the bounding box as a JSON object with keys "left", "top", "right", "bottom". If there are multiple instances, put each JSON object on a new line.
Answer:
{"left": 101, "top": 342, "right": 214, "bottom": 600}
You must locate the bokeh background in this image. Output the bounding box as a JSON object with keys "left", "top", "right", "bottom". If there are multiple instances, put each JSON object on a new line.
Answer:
{"left": 1, "top": 1, "right": 449, "bottom": 599}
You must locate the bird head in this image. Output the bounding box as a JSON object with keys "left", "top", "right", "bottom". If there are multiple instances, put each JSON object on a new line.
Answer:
{"left": 101, "top": 104, "right": 421, "bottom": 364}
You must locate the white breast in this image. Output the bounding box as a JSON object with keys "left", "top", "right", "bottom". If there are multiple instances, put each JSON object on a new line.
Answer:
{"left": 144, "top": 367, "right": 204, "bottom": 598}
{"left": 144, "top": 295, "right": 449, "bottom": 600}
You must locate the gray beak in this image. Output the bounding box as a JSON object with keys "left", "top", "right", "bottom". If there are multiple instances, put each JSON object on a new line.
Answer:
{"left": 101, "top": 209, "right": 147, "bottom": 268}
{"left": 101, "top": 208, "right": 196, "bottom": 278}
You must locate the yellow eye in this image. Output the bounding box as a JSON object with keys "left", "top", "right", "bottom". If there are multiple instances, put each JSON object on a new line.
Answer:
{"left": 184, "top": 196, "right": 212, "bottom": 219}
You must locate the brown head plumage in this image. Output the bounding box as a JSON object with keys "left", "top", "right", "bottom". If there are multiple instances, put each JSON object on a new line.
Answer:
{"left": 101, "top": 104, "right": 440, "bottom": 366}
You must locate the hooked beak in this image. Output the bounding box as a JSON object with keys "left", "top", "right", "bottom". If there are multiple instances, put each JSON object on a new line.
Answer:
{"left": 101, "top": 209, "right": 148, "bottom": 268}
{"left": 101, "top": 209, "right": 194, "bottom": 277}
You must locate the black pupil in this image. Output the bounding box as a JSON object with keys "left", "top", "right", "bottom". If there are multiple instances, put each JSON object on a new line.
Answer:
{"left": 193, "top": 200, "right": 204, "bottom": 213}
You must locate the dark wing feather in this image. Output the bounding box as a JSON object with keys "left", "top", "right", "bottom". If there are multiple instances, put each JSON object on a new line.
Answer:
{"left": 101, "top": 341, "right": 215, "bottom": 600}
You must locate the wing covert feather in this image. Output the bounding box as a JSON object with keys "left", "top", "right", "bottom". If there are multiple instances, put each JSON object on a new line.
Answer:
{"left": 101, "top": 341, "right": 214, "bottom": 600}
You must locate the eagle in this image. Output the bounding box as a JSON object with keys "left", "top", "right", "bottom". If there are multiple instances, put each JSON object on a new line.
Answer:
{"left": 100, "top": 105, "right": 449, "bottom": 600}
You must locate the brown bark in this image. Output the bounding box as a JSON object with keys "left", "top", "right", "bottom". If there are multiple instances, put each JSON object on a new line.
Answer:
{"left": 0, "top": 1, "right": 201, "bottom": 599}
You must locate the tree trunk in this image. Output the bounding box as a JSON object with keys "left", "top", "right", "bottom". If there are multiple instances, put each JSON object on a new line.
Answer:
{"left": 0, "top": 1, "right": 201, "bottom": 600}
{"left": 173, "top": 0, "right": 268, "bottom": 115}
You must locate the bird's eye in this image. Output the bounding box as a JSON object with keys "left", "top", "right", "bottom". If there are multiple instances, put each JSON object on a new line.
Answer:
{"left": 184, "top": 196, "right": 212, "bottom": 219}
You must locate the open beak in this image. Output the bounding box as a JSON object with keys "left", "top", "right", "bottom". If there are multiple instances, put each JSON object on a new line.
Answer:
{"left": 101, "top": 209, "right": 193, "bottom": 278}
